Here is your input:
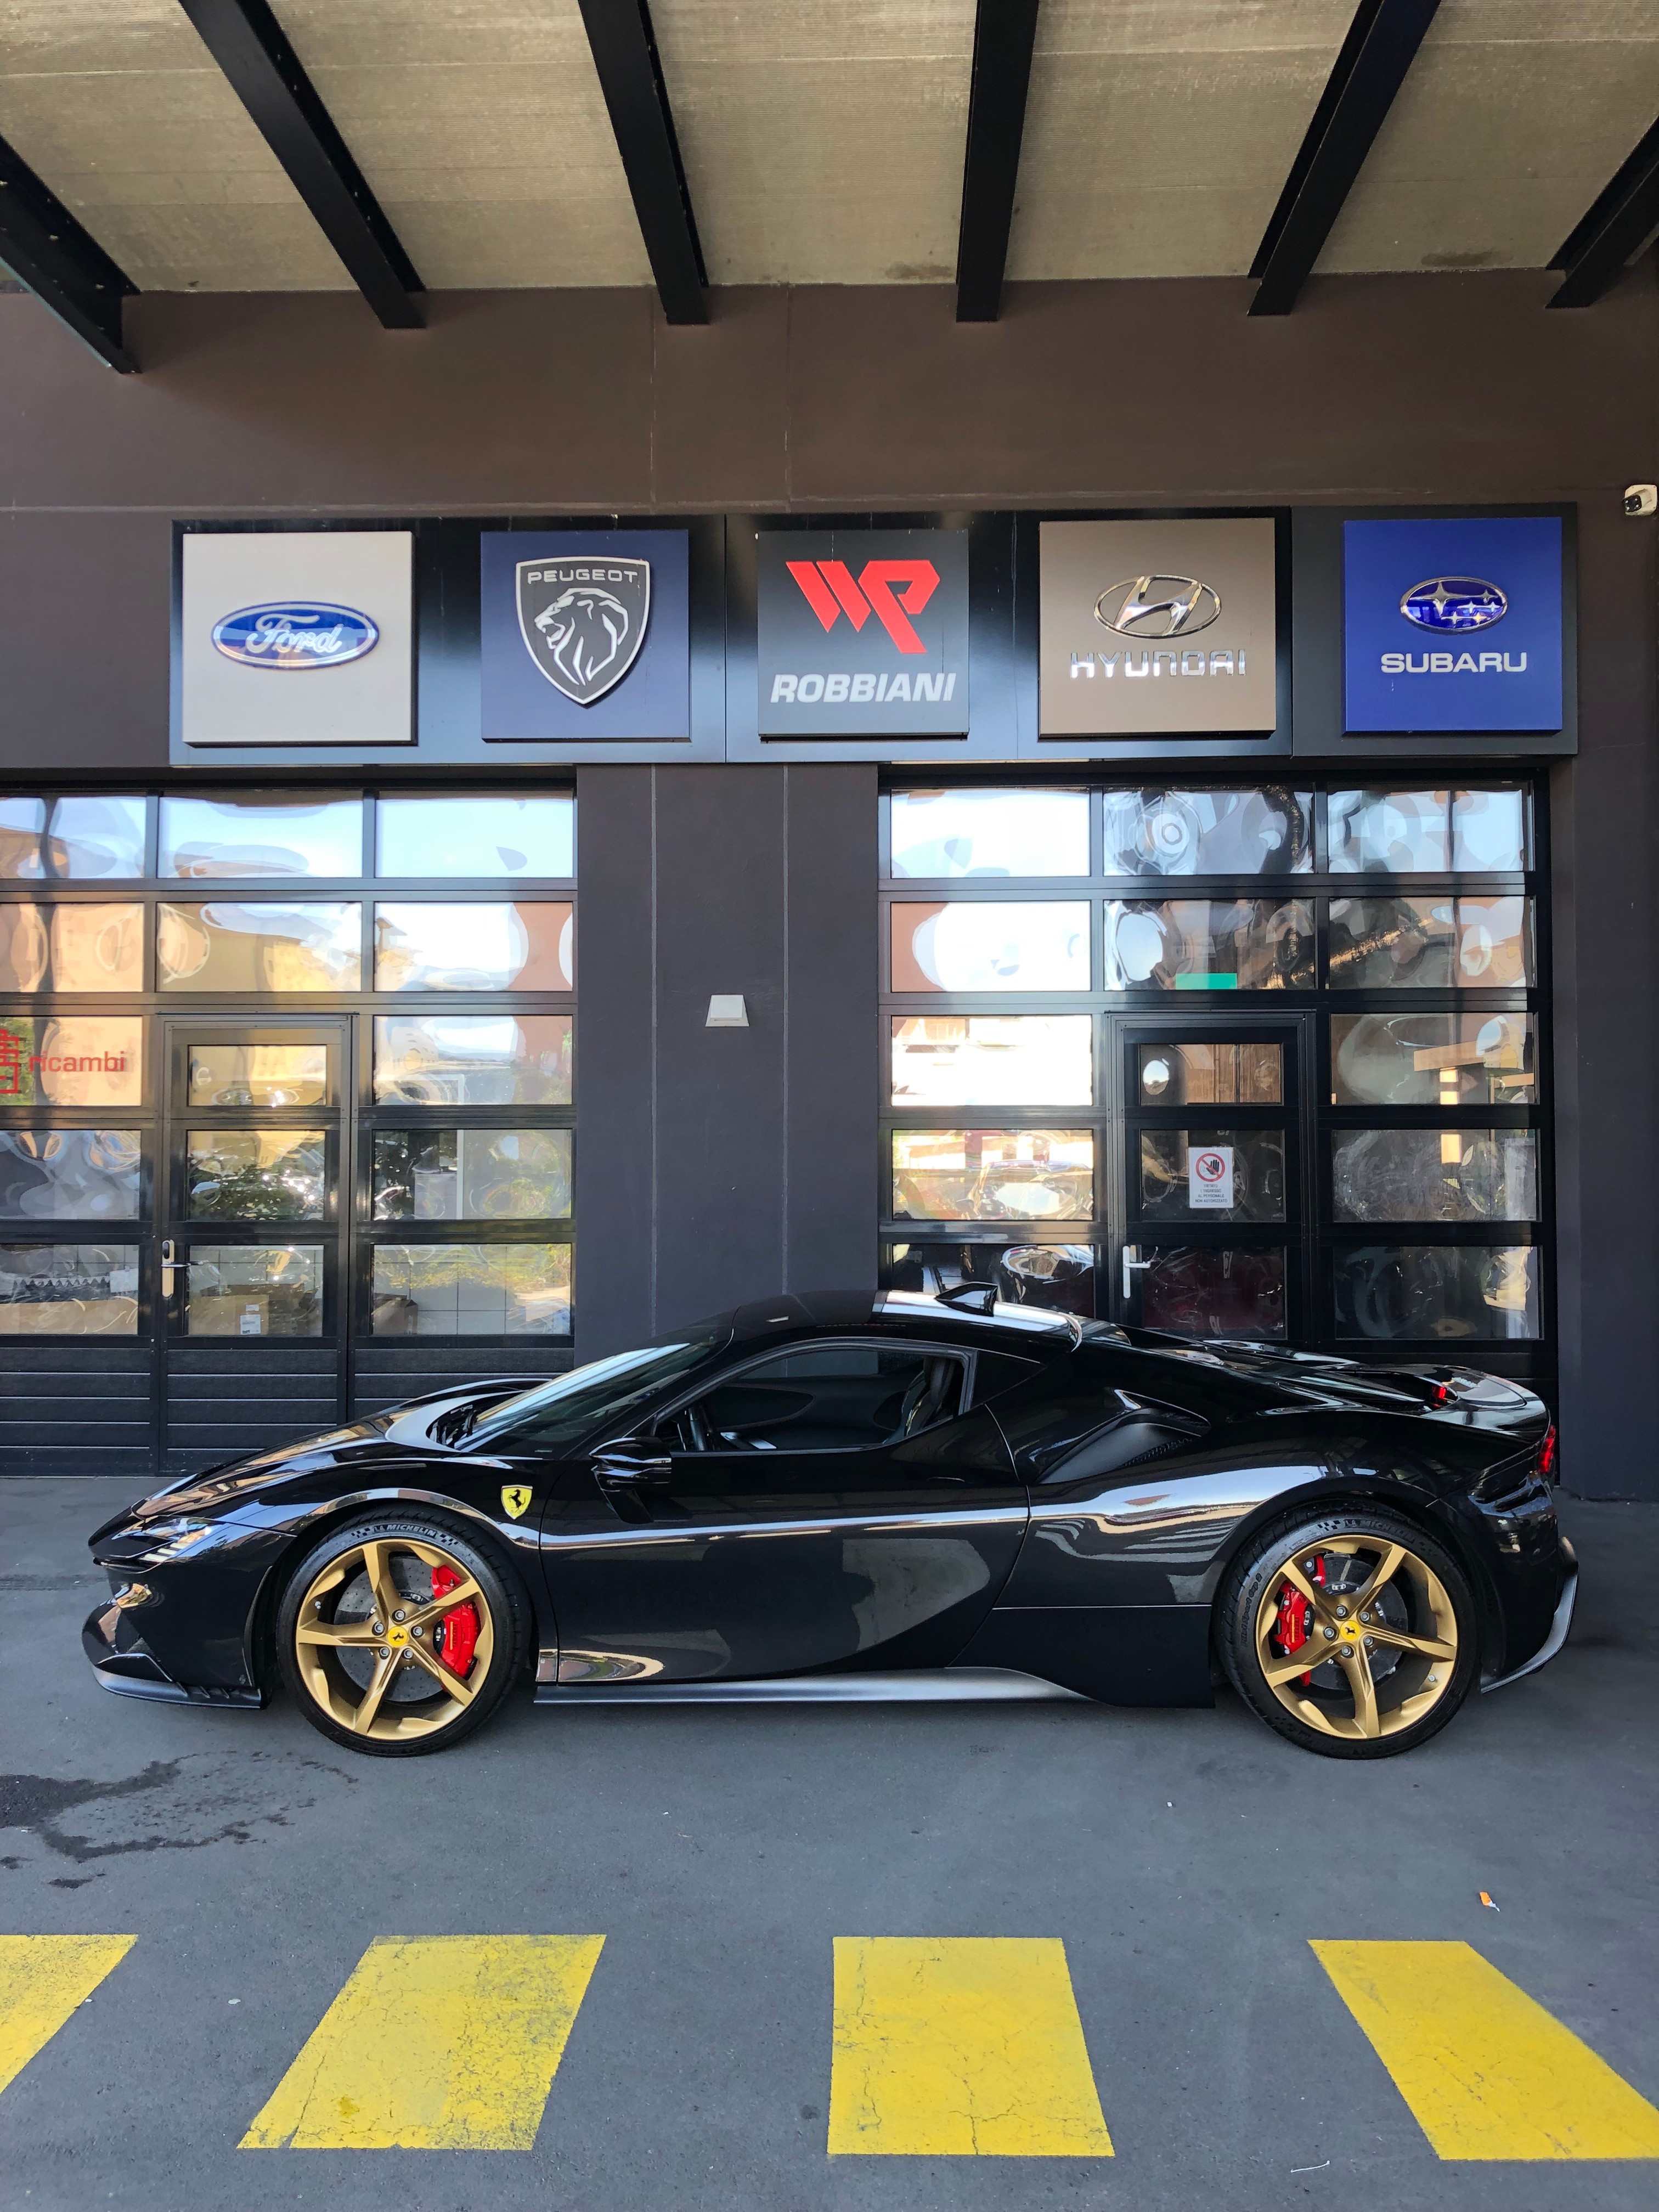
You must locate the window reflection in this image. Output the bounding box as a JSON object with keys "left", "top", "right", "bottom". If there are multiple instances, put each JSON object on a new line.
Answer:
{"left": 889, "top": 789, "right": 1090, "bottom": 878}
{"left": 1332, "top": 1130, "right": 1538, "bottom": 1223}
{"left": 1102, "top": 789, "right": 1312, "bottom": 876}
{"left": 186, "top": 1245, "right": 323, "bottom": 1336}
{"left": 188, "top": 1043, "right": 330, "bottom": 1108}
{"left": 883, "top": 1238, "right": 1097, "bottom": 1316}
{"left": 1327, "top": 897, "right": 1532, "bottom": 989}
{"left": 1137, "top": 1246, "right": 1285, "bottom": 1340}
{"left": 0, "top": 1132, "right": 141, "bottom": 1221}
{"left": 1139, "top": 1130, "right": 1286, "bottom": 1222}
{"left": 892, "top": 1130, "right": 1093, "bottom": 1222}
{"left": 372, "top": 1015, "right": 572, "bottom": 1105}
{"left": 376, "top": 795, "right": 574, "bottom": 879}
{"left": 1104, "top": 900, "right": 1313, "bottom": 990}
{"left": 1330, "top": 1013, "right": 1536, "bottom": 1107}
{"left": 373, "top": 903, "right": 573, "bottom": 992}
{"left": 185, "top": 1131, "right": 327, "bottom": 1221}
{"left": 1137, "top": 1042, "right": 1282, "bottom": 1104}
{"left": 890, "top": 1016, "right": 1092, "bottom": 1107}
{"left": 159, "top": 795, "right": 363, "bottom": 879}
{"left": 0, "top": 904, "right": 143, "bottom": 992}
{"left": 891, "top": 903, "right": 1089, "bottom": 992}
{"left": 371, "top": 1244, "right": 572, "bottom": 1336}
{"left": 0, "top": 1243, "right": 139, "bottom": 1334}
{"left": 157, "top": 902, "right": 361, "bottom": 992}
{"left": 371, "top": 1129, "right": 572, "bottom": 1221}
{"left": 0, "top": 1017, "right": 143, "bottom": 1107}
{"left": 0, "top": 797, "right": 145, "bottom": 880}
{"left": 1334, "top": 1245, "right": 1539, "bottom": 1341}
{"left": 1328, "top": 787, "right": 1530, "bottom": 873}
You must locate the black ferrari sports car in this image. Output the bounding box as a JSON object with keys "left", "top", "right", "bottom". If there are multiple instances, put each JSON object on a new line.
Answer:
{"left": 84, "top": 1288, "right": 1576, "bottom": 1760}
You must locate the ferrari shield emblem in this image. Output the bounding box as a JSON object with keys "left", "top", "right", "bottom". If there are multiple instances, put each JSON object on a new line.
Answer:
{"left": 516, "top": 555, "right": 651, "bottom": 705}
{"left": 500, "top": 1483, "right": 533, "bottom": 1521}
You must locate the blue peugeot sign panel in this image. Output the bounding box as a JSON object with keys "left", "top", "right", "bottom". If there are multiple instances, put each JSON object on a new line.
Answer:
{"left": 211, "top": 602, "right": 379, "bottom": 670}
{"left": 1344, "top": 516, "right": 1562, "bottom": 732}
{"left": 480, "top": 529, "right": 690, "bottom": 741}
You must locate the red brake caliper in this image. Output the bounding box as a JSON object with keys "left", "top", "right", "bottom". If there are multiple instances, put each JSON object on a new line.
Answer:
{"left": 430, "top": 1562, "right": 479, "bottom": 1679}
{"left": 1273, "top": 1554, "right": 1324, "bottom": 1686}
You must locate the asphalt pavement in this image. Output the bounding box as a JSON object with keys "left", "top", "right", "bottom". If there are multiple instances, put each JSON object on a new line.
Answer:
{"left": 2, "top": 1475, "right": 1656, "bottom": 2212}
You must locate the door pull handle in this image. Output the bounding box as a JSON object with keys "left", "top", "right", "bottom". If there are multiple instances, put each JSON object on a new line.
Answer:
{"left": 160, "top": 1238, "right": 180, "bottom": 1300}
{"left": 1121, "top": 1244, "right": 1153, "bottom": 1301}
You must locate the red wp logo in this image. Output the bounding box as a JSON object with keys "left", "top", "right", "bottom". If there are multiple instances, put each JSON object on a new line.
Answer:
{"left": 785, "top": 559, "right": 939, "bottom": 656}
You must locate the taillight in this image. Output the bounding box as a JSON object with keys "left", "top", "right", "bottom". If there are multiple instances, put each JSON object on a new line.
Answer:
{"left": 1538, "top": 1424, "right": 1557, "bottom": 1480}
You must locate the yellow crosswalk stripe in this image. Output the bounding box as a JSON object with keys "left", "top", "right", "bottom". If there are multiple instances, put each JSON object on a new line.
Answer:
{"left": 0, "top": 1934, "right": 137, "bottom": 2096}
{"left": 828, "top": 1936, "right": 1113, "bottom": 2157}
{"left": 1312, "top": 1939, "right": 1659, "bottom": 2160}
{"left": 240, "top": 1934, "right": 604, "bottom": 2151}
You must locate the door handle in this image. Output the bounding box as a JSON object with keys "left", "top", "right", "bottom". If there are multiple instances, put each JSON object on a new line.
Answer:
{"left": 160, "top": 1239, "right": 179, "bottom": 1300}
{"left": 1121, "top": 1244, "right": 1153, "bottom": 1301}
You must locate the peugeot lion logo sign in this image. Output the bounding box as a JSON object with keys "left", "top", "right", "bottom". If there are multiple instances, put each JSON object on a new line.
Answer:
{"left": 210, "top": 602, "right": 379, "bottom": 669}
{"left": 1094, "top": 575, "right": 1221, "bottom": 639}
{"left": 516, "top": 557, "right": 651, "bottom": 707}
{"left": 1400, "top": 576, "right": 1508, "bottom": 633}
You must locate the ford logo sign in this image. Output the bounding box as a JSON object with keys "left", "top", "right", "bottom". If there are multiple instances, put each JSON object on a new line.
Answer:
{"left": 1400, "top": 577, "right": 1508, "bottom": 634}
{"left": 211, "top": 602, "right": 379, "bottom": 670}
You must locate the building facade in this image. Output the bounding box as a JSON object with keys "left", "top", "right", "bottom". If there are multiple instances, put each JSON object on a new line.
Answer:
{"left": 0, "top": 274, "right": 1652, "bottom": 1498}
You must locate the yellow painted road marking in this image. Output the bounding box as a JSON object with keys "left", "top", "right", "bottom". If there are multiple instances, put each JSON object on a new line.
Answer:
{"left": 0, "top": 1934, "right": 137, "bottom": 2096}
{"left": 241, "top": 1934, "right": 604, "bottom": 2151}
{"left": 828, "top": 1936, "right": 1113, "bottom": 2157}
{"left": 1312, "top": 1939, "right": 1659, "bottom": 2160}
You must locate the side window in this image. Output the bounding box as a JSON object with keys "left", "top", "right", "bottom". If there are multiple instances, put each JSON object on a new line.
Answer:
{"left": 668, "top": 1344, "right": 966, "bottom": 1454}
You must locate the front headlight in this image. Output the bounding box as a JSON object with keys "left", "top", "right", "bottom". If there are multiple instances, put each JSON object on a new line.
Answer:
{"left": 132, "top": 1517, "right": 218, "bottom": 1564}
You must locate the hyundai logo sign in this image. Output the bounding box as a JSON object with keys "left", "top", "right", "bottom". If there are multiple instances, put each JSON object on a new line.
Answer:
{"left": 1399, "top": 576, "right": 1508, "bottom": 634}
{"left": 211, "top": 602, "right": 380, "bottom": 670}
{"left": 1094, "top": 574, "right": 1221, "bottom": 639}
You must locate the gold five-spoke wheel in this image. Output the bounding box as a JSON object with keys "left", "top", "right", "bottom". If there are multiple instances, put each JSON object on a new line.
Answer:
{"left": 294, "top": 1534, "right": 496, "bottom": 1745}
{"left": 1254, "top": 1534, "right": 1459, "bottom": 1743}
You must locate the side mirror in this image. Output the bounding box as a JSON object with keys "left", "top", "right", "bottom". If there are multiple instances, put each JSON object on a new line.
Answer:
{"left": 592, "top": 1436, "right": 672, "bottom": 1485}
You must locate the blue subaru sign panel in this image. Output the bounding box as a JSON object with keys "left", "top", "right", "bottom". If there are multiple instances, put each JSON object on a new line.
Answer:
{"left": 1344, "top": 517, "right": 1562, "bottom": 732}
{"left": 211, "top": 602, "right": 379, "bottom": 670}
{"left": 480, "top": 529, "right": 690, "bottom": 741}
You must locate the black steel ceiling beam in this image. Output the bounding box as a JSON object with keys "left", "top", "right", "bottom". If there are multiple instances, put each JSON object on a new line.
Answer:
{"left": 1548, "top": 114, "right": 1659, "bottom": 308}
{"left": 1249, "top": 0, "right": 1440, "bottom": 317}
{"left": 576, "top": 0, "right": 707, "bottom": 325}
{"left": 177, "top": 0, "right": 423, "bottom": 329}
{"left": 0, "top": 131, "right": 136, "bottom": 370}
{"left": 955, "top": 0, "right": 1041, "bottom": 323}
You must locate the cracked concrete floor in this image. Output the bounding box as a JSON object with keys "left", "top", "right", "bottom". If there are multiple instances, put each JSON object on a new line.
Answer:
{"left": 2, "top": 1475, "right": 1656, "bottom": 2212}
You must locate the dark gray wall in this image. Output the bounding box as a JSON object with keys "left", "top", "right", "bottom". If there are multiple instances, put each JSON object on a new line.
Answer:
{"left": 574, "top": 764, "right": 876, "bottom": 1353}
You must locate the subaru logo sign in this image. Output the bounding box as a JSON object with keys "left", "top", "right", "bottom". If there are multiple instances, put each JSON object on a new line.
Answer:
{"left": 1399, "top": 576, "right": 1508, "bottom": 634}
{"left": 211, "top": 602, "right": 380, "bottom": 670}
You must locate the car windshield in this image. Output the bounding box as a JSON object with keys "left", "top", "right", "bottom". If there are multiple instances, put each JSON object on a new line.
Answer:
{"left": 469, "top": 1329, "right": 730, "bottom": 1453}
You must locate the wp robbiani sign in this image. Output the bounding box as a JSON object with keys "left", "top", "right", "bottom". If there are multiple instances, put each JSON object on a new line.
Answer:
{"left": 757, "top": 529, "right": 969, "bottom": 737}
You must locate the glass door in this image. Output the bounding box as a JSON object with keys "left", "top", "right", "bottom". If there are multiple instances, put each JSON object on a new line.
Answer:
{"left": 157, "top": 1021, "right": 351, "bottom": 1469}
{"left": 1113, "top": 1017, "right": 1306, "bottom": 1343}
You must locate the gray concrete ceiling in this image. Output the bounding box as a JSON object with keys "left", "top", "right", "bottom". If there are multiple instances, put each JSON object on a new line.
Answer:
{"left": 0, "top": 0, "right": 1653, "bottom": 295}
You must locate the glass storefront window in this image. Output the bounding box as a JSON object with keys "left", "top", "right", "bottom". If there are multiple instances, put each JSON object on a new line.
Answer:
{"left": 1137, "top": 1041, "right": 1282, "bottom": 1104}
{"left": 891, "top": 1129, "right": 1093, "bottom": 1222}
{"left": 0, "top": 1130, "right": 142, "bottom": 1221}
{"left": 376, "top": 795, "right": 574, "bottom": 879}
{"left": 188, "top": 1042, "right": 331, "bottom": 1108}
{"left": 372, "top": 1015, "right": 572, "bottom": 1105}
{"left": 1138, "top": 1246, "right": 1285, "bottom": 1340}
{"left": 890, "top": 1015, "right": 1092, "bottom": 1106}
{"left": 1102, "top": 789, "right": 1312, "bottom": 876}
{"left": 1104, "top": 899, "right": 1314, "bottom": 990}
{"left": 1334, "top": 1245, "right": 1539, "bottom": 1341}
{"left": 889, "top": 789, "right": 1090, "bottom": 878}
{"left": 0, "top": 1017, "right": 143, "bottom": 1105}
{"left": 0, "top": 1242, "right": 139, "bottom": 1334}
{"left": 373, "top": 903, "right": 573, "bottom": 992}
{"left": 371, "top": 1128, "right": 572, "bottom": 1221}
{"left": 185, "top": 1245, "right": 323, "bottom": 1336}
{"left": 185, "top": 1131, "right": 327, "bottom": 1221}
{"left": 884, "top": 1238, "right": 1097, "bottom": 1315}
{"left": 1330, "top": 1012, "right": 1536, "bottom": 1107}
{"left": 1328, "top": 788, "right": 1531, "bottom": 873}
{"left": 0, "top": 797, "right": 146, "bottom": 880}
{"left": 1138, "top": 1129, "right": 1286, "bottom": 1223}
{"left": 157, "top": 902, "right": 362, "bottom": 991}
{"left": 159, "top": 795, "right": 363, "bottom": 880}
{"left": 1331, "top": 1130, "right": 1539, "bottom": 1223}
{"left": 0, "top": 904, "right": 144, "bottom": 992}
{"left": 890, "top": 903, "right": 1090, "bottom": 992}
{"left": 370, "top": 1244, "right": 572, "bottom": 1336}
{"left": 1327, "top": 896, "right": 1533, "bottom": 989}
